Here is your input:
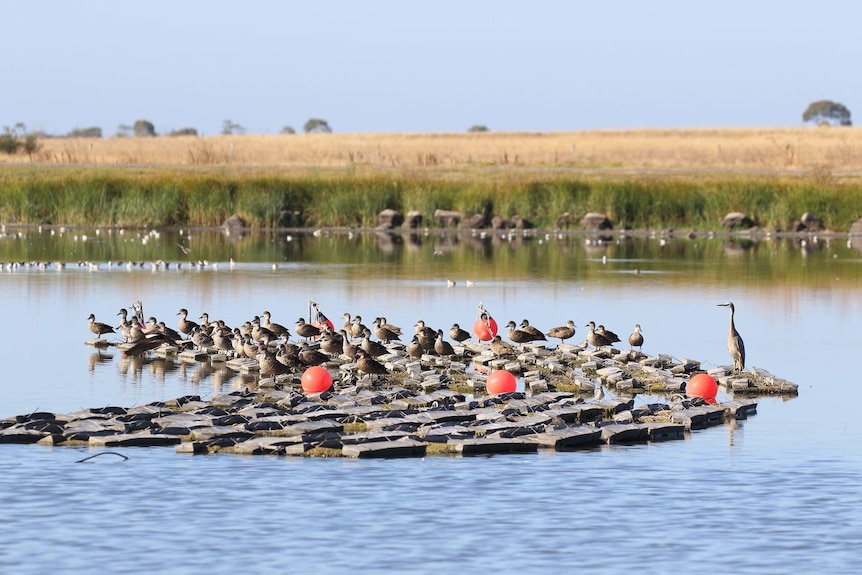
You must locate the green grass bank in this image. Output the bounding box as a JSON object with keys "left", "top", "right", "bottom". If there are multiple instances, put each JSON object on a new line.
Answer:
{"left": 1, "top": 167, "right": 860, "bottom": 231}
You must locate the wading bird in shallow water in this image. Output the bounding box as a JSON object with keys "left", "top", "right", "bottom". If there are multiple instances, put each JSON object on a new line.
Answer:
{"left": 717, "top": 302, "right": 745, "bottom": 373}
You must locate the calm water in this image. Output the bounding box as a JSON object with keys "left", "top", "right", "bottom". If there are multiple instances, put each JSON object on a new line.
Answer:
{"left": 2, "top": 227, "right": 861, "bottom": 574}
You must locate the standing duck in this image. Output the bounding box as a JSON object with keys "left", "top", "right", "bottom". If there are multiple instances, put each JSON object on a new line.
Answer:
{"left": 87, "top": 313, "right": 116, "bottom": 339}
{"left": 177, "top": 308, "right": 199, "bottom": 336}
{"left": 546, "top": 320, "right": 576, "bottom": 344}
{"left": 628, "top": 324, "right": 644, "bottom": 352}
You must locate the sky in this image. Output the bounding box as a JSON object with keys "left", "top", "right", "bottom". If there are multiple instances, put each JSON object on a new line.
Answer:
{"left": 3, "top": 1, "right": 861, "bottom": 136}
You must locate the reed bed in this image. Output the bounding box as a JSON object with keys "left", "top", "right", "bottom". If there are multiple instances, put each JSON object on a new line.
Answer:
{"left": 1, "top": 166, "right": 861, "bottom": 231}
{"left": 2, "top": 127, "right": 862, "bottom": 230}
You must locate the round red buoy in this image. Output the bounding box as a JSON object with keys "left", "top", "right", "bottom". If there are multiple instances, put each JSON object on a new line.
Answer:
{"left": 473, "top": 316, "right": 499, "bottom": 342}
{"left": 486, "top": 369, "right": 517, "bottom": 394}
{"left": 301, "top": 366, "right": 333, "bottom": 394}
{"left": 311, "top": 319, "right": 334, "bottom": 339}
{"left": 687, "top": 373, "right": 718, "bottom": 402}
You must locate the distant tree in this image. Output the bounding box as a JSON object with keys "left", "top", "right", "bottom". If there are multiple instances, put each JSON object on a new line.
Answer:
{"left": 221, "top": 119, "right": 245, "bottom": 135}
{"left": 0, "top": 124, "right": 42, "bottom": 157}
{"left": 116, "top": 124, "right": 133, "bottom": 138}
{"left": 467, "top": 125, "right": 490, "bottom": 132}
{"left": 168, "top": 127, "right": 199, "bottom": 136}
{"left": 67, "top": 127, "right": 103, "bottom": 138}
{"left": 22, "top": 134, "right": 40, "bottom": 158}
{"left": 803, "top": 100, "right": 852, "bottom": 126}
{"left": 303, "top": 118, "right": 332, "bottom": 133}
{"left": 0, "top": 126, "right": 19, "bottom": 154}
{"left": 133, "top": 119, "right": 156, "bottom": 137}
{"left": 281, "top": 125, "right": 296, "bottom": 134}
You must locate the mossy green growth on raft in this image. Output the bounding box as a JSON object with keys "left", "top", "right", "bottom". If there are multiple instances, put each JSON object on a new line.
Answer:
{"left": 0, "top": 169, "right": 860, "bottom": 231}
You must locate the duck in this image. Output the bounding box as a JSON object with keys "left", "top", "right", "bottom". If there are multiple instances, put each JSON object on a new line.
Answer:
{"left": 415, "top": 320, "right": 437, "bottom": 351}
{"left": 490, "top": 335, "right": 514, "bottom": 357}
{"left": 276, "top": 343, "right": 301, "bottom": 368}
{"left": 257, "top": 346, "right": 292, "bottom": 376}
{"left": 121, "top": 330, "right": 172, "bottom": 357}
{"left": 126, "top": 317, "right": 145, "bottom": 342}
{"left": 373, "top": 317, "right": 402, "bottom": 343}
{"left": 319, "top": 329, "right": 343, "bottom": 356}
{"left": 628, "top": 323, "right": 644, "bottom": 351}
{"left": 251, "top": 317, "right": 277, "bottom": 343}
{"left": 407, "top": 334, "right": 425, "bottom": 362}
{"left": 190, "top": 326, "right": 214, "bottom": 349}
{"left": 87, "top": 313, "right": 116, "bottom": 339}
{"left": 434, "top": 329, "right": 456, "bottom": 358}
{"left": 546, "top": 320, "right": 576, "bottom": 344}
{"left": 350, "top": 315, "right": 369, "bottom": 340}
{"left": 298, "top": 341, "right": 329, "bottom": 366}
{"left": 597, "top": 325, "right": 621, "bottom": 344}
{"left": 340, "top": 329, "right": 358, "bottom": 359}
{"left": 506, "top": 320, "right": 534, "bottom": 345}
{"left": 261, "top": 311, "right": 290, "bottom": 340}
{"left": 177, "top": 308, "right": 199, "bottom": 336}
{"left": 360, "top": 330, "right": 389, "bottom": 358}
{"left": 355, "top": 349, "right": 388, "bottom": 379}
{"left": 158, "top": 321, "right": 184, "bottom": 344}
{"left": 519, "top": 319, "right": 547, "bottom": 341}
{"left": 211, "top": 326, "right": 235, "bottom": 353}
{"left": 116, "top": 308, "right": 132, "bottom": 341}
{"left": 295, "top": 317, "right": 322, "bottom": 340}
{"left": 449, "top": 323, "right": 471, "bottom": 344}
{"left": 585, "top": 321, "right": 611, "bottom": 349}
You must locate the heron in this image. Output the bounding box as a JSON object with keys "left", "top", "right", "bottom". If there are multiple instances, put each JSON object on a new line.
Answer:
{"left": 717, "top": 302, "right": 745, "bottom": 372}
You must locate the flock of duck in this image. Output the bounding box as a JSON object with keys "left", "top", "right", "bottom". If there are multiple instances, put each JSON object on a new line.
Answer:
{"left": 86, "top": 303, "right": 657, "bottom": 383}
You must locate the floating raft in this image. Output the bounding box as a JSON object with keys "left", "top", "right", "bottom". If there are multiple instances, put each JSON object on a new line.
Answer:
{"left": 0, "top": 386, "right": 758, "bottom": 458}
{"left": 26, "top": 335, "right": 793, "bottom": 458}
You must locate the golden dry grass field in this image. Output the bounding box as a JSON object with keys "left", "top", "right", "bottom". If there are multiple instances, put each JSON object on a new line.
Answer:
{"left": 5, "top": 127, "right": 862, "bottom": 179}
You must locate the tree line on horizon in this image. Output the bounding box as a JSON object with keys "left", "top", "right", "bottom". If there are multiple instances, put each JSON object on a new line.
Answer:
{"left": 0, "top": 100, "right": 853, "bottom": 157}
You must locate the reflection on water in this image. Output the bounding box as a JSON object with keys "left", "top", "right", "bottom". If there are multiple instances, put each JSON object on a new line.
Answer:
{"left": 2, "top": 227, "right": 862, "bottom": 575}
{"left": 2, "top": 226, "right": 860, "bottom": 288}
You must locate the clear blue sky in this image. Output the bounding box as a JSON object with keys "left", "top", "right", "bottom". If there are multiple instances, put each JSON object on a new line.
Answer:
{"left": 3, "top": 1, "right": 860, "bottom": 135}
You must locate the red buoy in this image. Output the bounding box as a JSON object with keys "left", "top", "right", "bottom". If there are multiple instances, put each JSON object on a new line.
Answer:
{"left": 687, "top": 373, "right": 718, "bottom": 403}
{"left": 473, "top": 315, "right": 499, "bottom": 342}
{"left": 301, "top": 366, "right": 333, "bottom": 394}
{"left": 311, "top": 318, "right": 335, "bottom": 339}
{"left": 486, "top": 369, "right": 517, "bottom": 394}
